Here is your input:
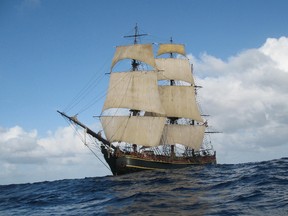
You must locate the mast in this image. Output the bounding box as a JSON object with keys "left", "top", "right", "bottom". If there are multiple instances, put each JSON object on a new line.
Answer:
{"left": 168, "top": 37, "right": 176, "bottom": 157}
{"left": 169, "top": 37, "right": 173, "bottom": 58}
{"left": 124, "top": 23, "right": 148, "bottom": 71}
{"left": 123, "top": 23, "right": 147, "bottom": 44}
{"left": 169, "top": 37, "right": 175, "bottom": 86}
{"left": 124, "top": 24, "right": 148, "bottom": 151}
{"left": 156, "top": 38, "right": 205, "bottom": 155}
{"left": 124, "top": 25, "right": 147, "bottom": 115}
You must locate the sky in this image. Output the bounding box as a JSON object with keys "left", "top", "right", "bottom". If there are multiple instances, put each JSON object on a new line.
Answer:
{"left": 1, "top": 0, "right": 288, "bottom": 185}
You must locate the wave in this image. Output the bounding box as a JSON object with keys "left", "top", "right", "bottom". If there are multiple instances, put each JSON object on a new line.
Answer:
{"left": 0, "top": 157, "right": 287, "bottom": 215}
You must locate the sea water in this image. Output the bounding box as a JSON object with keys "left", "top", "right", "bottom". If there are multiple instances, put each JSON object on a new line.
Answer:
{"left": 0, "top": 158, "right": 287, "bottom": 215}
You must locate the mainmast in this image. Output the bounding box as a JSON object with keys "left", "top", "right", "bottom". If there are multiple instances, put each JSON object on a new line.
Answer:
{"left": 168, "top": 37, "right": 176, "bottom": 94}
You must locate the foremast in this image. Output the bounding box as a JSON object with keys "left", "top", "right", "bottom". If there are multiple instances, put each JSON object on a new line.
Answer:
{"left": 102, "top": 25, "right": 166, "bottom": 151}
{"left": 167, "top": 37, "right": 177, "bottom": 157}
{"left": 124, "top": 23, "right": 148, "bottom": 71}
{"left": 125, "top": 24, "right": 148, "bottom": 152}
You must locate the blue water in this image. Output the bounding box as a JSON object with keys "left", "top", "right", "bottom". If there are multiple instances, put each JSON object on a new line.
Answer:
{"left": 0, "top": 158, "right": 287, "bottom": 215}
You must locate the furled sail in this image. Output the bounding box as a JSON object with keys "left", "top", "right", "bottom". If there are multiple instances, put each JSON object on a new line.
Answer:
{"left": 160, "top": 124, "right": 206, "bottom": 150}
{"left": 101, "top": 116, "right": 166, "bottom": 147}
{"left": 157, "top": 44, "right": 186, "bottom": 56}
{"left": 156, "top": 58, "right": 195, "bottom": 84}
{"left": 158, "top": 86, "right": 203, "bottom": 122}
{"left": 111, "top": 44, "right": 157, "bottom": 69}
{"left": 102, "top": 71, "right": 165, "bottom": 114}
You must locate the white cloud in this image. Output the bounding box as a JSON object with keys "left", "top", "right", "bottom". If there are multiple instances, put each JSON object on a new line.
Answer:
{"left": 193, "top": 37, "right": 288, "bottom": 164}
{"left": 259, "top": 37, "right": 288, "bottom": 72}
{"left": 0, "top": 125, "right": 110, "bottom": 185}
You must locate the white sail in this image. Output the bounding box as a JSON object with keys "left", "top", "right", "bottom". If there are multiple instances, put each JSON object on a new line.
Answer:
{"left": 159, "top": 86, "right": 203, "bottom": 122}
{"left": 156, "top": 58, "right": 195, "bottom": 84}
{"left": 111, "top": 44, "right": 156, "bottom": 69}
{"left": 102, "top": 71, "right": 165, "bottom": 114}
{"left": 102, "top": 39, "right": 208, "bottom": 150}
{"left": 101, "top": 116, "right": 166, "bottom": 147}
{"left": 157, "top": 44, "right": 186, "bottom": 56}
{"left": 160, "top": 124, "right": 206, "bottom": 150}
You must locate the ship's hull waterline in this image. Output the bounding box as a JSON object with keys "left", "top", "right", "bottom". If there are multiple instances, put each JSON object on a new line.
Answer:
{"left": 102, "top": 148, "right": 216, "bottom": 175}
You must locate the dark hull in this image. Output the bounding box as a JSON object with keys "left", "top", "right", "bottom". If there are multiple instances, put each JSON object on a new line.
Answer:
{"left": 58, "top": 112, "right": 217, "bottom": 176}
{"left": 102, "top": 148, "right": 216, "bottom": 176}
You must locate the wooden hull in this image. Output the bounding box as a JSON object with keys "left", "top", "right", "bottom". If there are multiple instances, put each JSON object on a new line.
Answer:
{"left": 58, "top": 112, "right": 217, "bottom": 176}
{"left": 101, "top": 148, "right": 216, "bottom": 176}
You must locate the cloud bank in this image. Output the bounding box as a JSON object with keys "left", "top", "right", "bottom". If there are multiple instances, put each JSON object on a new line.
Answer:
{"left": 1, "top": 37, "right": 288, "bottom": 184}
{"left": 192, "top": 37, "right": 288, "bottom": 164}
{"left": 0, "top": 125, "right": 110, "bottom": 185}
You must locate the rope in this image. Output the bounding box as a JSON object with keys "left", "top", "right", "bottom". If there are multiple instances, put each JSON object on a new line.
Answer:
{"left": 63, "top": 56, "right": 111, "bottom": 114}
{"left": 61, "top": 115, "right": 111, "bottom": 172}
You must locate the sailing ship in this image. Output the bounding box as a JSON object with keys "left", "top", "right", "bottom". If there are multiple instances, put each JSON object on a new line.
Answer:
{"left": 58, "top": 25, "right": 216, "bottom": 176}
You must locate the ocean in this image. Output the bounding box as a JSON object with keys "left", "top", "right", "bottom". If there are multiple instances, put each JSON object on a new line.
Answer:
{"left": 0, "top": 158, "right": 287, "bottom": 216}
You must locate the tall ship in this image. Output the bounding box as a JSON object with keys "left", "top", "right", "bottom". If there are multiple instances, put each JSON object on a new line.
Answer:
{"left": 58, "top": 25, "right": 216, "bottom": 176}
